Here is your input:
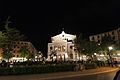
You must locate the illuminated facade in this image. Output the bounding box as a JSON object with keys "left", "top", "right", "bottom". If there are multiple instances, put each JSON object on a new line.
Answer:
{"left": 0, "top": 41, "right": 38, "bottom": 62}
{"left": 11, "top": 41, "right": 37, "bottom": 58}
{"left": 48, "top": 31, "right": 79, "bottom": 61}
{"left": 89, "top": 28, "right": 120, "bottom": 61}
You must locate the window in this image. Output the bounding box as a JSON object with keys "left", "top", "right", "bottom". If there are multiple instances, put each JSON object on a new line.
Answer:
{"left": 13, "top": 51, "right": 15, "bottom": 53}
{"left": 112, "top": 31, "right": 114, "bottom": 35}
{"left": 104, "top": 34, "right": 107, "bottom": 37}
{"left": 25, "top": 43, "right": 27, "bottom": 45}
{"left": 17, "top": 46, "right": 20, "bottom": 48}
{"left": 92, "top": 37, "right": 94, "bottom": 40}
{"left": 50, "top": 46, "right": 53, "bottom": 50}
{"left": 70, "top": 54, "right": 73, "bottom": 59}
{"left": 98, "top": 40, "right": 100, "bottom": 43}
{"left": 62, "top": 46, "right": 65, "bottom": 51}
{"left": 17, "top": 55, "right": 19, "bottom": 57}
{"left": 70, "top": 46, "right": 73, "bottom": 49}
{"left": 74, "top": 49, "right": 77, "bottom": 51}
{"left": 112, "top": 36, "right": 115, "bottom": 40}
{"left": 58, "top": 46, "right": 61, "bottom": 51}
{"left": 17, "top": 42, "right": 20, "bottom": 44}
{"left": 54, "top": 46, "right": 58, "bottom": 50}
{"left": 12, "top": 55, "right": 15, "bottom": 57}
{"left": 14, "top": 45, "right": 16, "bottom": 48}
{"left": 97, "top": 35, "right": 100, "bottom": 38}
{"left": 119, "top": 29, "right": 120, "bottom": 32}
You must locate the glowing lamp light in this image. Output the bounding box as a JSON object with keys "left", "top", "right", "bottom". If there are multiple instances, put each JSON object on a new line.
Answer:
{"left": 108, "top": 46, "right": 113, "bottom": 50}
{"left": 94, "top": 53, "right": 97, "bottom": 55}
{"left": 98, "top": 44, "right": 100, "bottom": 45}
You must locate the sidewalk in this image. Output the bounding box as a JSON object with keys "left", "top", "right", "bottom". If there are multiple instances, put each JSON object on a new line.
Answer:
{"left": 0, "top": 67, "right": 118, "bottom": 80}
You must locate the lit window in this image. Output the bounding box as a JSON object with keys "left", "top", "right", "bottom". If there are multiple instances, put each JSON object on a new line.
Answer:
{"left": 54, "top": 46, "right": 58, "bottom": 50}
{"left": 62, "top": 46, "right": 65, "bottom": 51}
{"left": 58, "top": 46, "right": 61, "bottom": 51}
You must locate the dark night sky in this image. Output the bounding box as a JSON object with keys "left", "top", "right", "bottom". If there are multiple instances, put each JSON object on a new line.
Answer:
{"left": 0, "top": 0, "right": 120, "bottom": 56}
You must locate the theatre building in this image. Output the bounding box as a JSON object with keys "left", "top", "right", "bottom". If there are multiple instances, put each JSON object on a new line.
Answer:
{"left": 48, "top": 30, "right": 79, "bottom": 61}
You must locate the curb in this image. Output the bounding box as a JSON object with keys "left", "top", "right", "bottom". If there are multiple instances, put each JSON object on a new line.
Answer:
{"left": 40, "top": 68, "right": 119, "bottom": 80}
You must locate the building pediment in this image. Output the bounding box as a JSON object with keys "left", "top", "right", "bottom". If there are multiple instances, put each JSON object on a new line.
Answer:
{"left": 51, "top": 31, "right": 76, "bottom": 42}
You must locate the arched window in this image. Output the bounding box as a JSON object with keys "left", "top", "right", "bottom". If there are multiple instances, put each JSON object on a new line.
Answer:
{"left": 92, "top": 37, "right": 94, "bottom": 40}
{"left": 58, "top": 46, "right": 61, "bottom": 51}
{"left": 62, "top": 46, "right": 65, "bottom": 51}
{"left": 70, "top": 54, "right": 73, "bottom": 59}
{"left": 50, "top": 46, "right": 53, "bottom": 50}
{"left": 70, "top": 46, "right": 73, "bottom": 49}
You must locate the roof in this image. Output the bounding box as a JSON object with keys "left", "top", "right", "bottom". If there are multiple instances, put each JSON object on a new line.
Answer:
{"left": 51, "top": 31, "right": 76, "bottom": 42}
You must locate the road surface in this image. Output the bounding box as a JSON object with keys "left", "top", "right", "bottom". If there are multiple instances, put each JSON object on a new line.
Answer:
{"left": 49, "top": 70, "right": 117, "bottom": 80}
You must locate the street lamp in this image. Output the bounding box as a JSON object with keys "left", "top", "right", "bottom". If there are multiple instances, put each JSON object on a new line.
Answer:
{"left": 108, "top": 46, "right": 113, "bottom": 50}
{"left": 108, "top": 46, "right": 113, "bottom": 67}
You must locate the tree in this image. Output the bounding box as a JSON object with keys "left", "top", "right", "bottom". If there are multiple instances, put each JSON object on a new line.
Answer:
{"left": 82, "top": 41, "right": 99, "bottom": 60}
{"left": 28, "top": 53, "right": 35, "bottom": 61}
{"left": 0, "top": 31, "right": 12, "bottom": 61}
{"left": 100, "top": 35, "right": 115, "bottom": 51}
{"left": 19, "top": 47, "right": 29, "bottom": 61}
{"left": 2, "top": 16, "right": 26, "bottom": 61}
{"left": 0, "top": 31, "right": 7, "bottom": 48}
{"left": 49, "top": 50, "right": 57, "bottom": 62}
{"left": 4, "top": 26, "right": 25, "bottom": 41}
{"left": 74, "top": 34, "right": 87, "bottom": 61}
{"left": 2, "top": 48, "right": 12, "bottom": 62}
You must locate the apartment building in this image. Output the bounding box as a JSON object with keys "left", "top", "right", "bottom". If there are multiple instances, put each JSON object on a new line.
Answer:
{"left": 89, "top": 28, "right": 120, "bottom": 44}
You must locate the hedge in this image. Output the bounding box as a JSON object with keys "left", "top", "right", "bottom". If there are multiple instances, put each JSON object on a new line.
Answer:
{"left": 84, "top": 63, "right": 97, "bottom": 69}
{"left": 0, "top": 63, "right": 76, "bottom": 75}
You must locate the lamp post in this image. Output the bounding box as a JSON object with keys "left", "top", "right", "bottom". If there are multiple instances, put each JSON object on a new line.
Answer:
{"left": 108, "top": 46, "right": 113, "bottom": 67}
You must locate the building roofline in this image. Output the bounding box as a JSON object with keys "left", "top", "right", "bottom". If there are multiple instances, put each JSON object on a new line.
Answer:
{"left": 89, "top": 27, "right": 120, "bottom": 37}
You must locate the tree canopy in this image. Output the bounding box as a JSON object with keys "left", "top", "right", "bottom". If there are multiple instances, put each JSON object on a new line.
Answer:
{"left": 1, "top": 16, "right": 26, "bottom": 61}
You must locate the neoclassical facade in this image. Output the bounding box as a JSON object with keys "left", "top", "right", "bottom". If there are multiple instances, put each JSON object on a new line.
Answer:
{"left": 48, "top": 31, "right": 79, "bottom": 61}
